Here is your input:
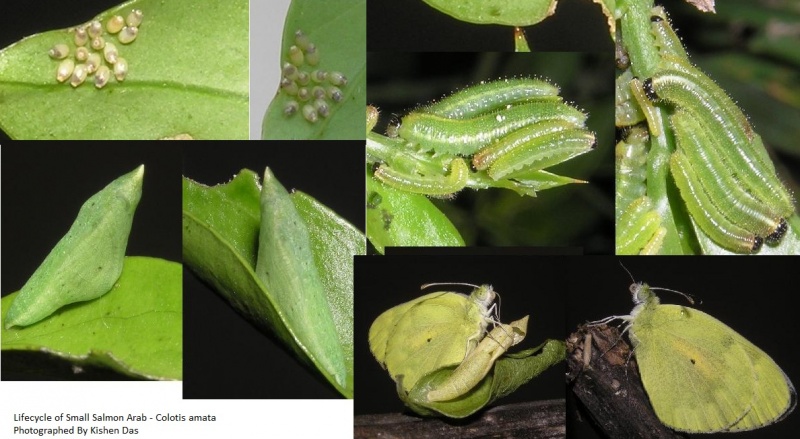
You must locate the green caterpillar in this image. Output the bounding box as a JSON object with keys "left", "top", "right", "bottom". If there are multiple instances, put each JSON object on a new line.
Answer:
{"left": 5, "top": 165, "right": 144, "bottom": 329}
{"left": 368, "top": 78, "right": 595, "bottom": 197}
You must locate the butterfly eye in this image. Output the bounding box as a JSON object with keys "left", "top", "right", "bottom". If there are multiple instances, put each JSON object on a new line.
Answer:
{"left": 106, "top": 15, "right": 125, "bottom": 34}
{"left": 56, "top": 58, "right": 75, "bottom": 83}
{"left": 118, "top": 26, "right": 138, "bottom": 44}
{"left": 49, "top": 44, "right": 70, "bottom": 60}
{"left": 126, "top": 9, "right": 144, "bottom": 27}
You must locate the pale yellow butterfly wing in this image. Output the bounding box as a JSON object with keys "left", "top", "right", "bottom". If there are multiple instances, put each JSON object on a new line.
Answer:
{"left": 369, "top": 286, "right": 495, "bottom": 392}
{"left": 631, "top": 304, "right": 795, "bottom": 432}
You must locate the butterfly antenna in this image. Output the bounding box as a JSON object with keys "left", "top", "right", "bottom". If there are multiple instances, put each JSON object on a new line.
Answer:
{"left": 650, "top": 287, "right": 699, "bottom": 305}
{"left": 619, "top": 261, "right": 636, "bottom": 284}
{"left": 421, "top": 282, "right": 481, "bottom": 290}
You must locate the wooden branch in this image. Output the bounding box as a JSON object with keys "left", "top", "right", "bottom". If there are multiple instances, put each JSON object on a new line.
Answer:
{"left": 354, "top": 399, "right": 565, "bottom": 439}
{"left": 566, "top": 325, "right": 686, "bottom": 438}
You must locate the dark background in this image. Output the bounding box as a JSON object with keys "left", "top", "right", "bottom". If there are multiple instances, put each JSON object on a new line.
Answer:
{"left": 367, "top": 0, "right": 612, "bottom": 52}
{"left": 1, "top": 141, "right": 182, "bottom": 379}
{"left": 181, "top": 141, "right": 364, "bottom": 399}
{"left": 566, "top": 256, "right": 800, "bottom": 438}
{"left": 354, "top": 254, "right": 567, "bottom": 415}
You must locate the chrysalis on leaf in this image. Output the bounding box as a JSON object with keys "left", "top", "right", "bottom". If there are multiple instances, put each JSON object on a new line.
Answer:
{"left": 255, "top": 168, "right": 347, "bottom": 387}
{"left": 4, "top": 166, "right": 144, "bottom": 329}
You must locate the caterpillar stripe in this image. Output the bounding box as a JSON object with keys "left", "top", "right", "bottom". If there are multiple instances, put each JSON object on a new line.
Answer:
{"left": 373, "top": 158, "right": 469, "bottom": 198}
{"left": 649, "top": 7, "right": 688, "bottom": 61}
{"left": 422, "top": 78, "right": 561, "bottom": 120}
{"left": 671, "top": 111, "right": 784, "bottom": 238}
{"left": 398, "top": 101, "right": 587, "bottom": 156}
{"left": 669, "top": 151, "right": 763, "bottom": 253}
{"left": 646, "top": 68, "right": 794, "bottom": 219}
{"left": 473, "top": 122, "right": 595, "bottom": 181}
{"left": 616, "top": 196, "right": 666, "bottom": 255}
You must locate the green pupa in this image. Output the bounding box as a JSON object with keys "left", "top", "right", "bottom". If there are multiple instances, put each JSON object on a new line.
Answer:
{"left": 4, "top": 165, "right": 144, "bottom": 329}
{"left": 255, "top": 168, "right": 346, "bottom": 387}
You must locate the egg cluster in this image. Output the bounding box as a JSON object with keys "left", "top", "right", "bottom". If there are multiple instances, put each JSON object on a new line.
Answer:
{"left": 281, "top": 30, "right": 348, "bottom": 123}
{"left": 48, "top": 9, "right": 143, "bottom": 89}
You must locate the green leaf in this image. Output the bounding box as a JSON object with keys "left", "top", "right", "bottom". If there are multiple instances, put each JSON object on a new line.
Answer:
{"left": 366, "top": 172, "right": 465, "bottom": 253}
{"left": 182, "top": 170, "right": 363, "bottom": 397}
{"left": 2, "top": 256, "right": 182, "bottom": 380}
{"left": 400, "top": 338, "right": 566, "bottom": 418}
{"left": 261, "top": 0, "right": 365, "bottom": 140}
{"left": 0, "top": 0, "right": 248, "bottom": 139}
{"left": 420, "top": 0, "right": 557, "bottom": 26}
